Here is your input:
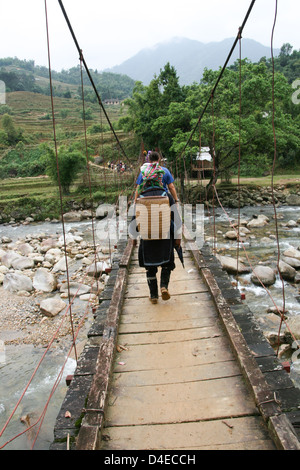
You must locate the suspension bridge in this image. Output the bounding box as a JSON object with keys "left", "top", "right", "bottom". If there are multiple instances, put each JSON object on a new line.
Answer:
{"left": 1, "top": 0, "right": 300, "bottom": 451}
{"left": 49, "top": 234, "right": 300, "bottom": 451}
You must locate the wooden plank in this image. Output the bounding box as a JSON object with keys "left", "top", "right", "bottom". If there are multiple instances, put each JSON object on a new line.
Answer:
{"left": 122, "top": 292, "right": 214, "bottom": 316}
{"left": 101, "top": 417, "right": 275, "bottom": 450}
{"left": 111, "top": 360, "right": 241, "bottom": 387}
{"left": 119, "top": 317, "right": 218, "bottom": 334}
{"left": 117, "top": 326, "right": 222, "bottom": 346}
{"left": 106, "top": 375, "right": 258, "bottom": 426}
{"left": 112, "top": 336, "right": 235, "bottom": 373}
{"left": 127, "top": 268, "right": 200, "bottom": 284}
{"left": 125, "top": 278, "right": 208, "bottom": 298}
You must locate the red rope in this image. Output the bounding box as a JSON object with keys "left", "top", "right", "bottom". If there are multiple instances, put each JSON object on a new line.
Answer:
{"left": 44, "top": 0, "right": 77, "bottom": 362}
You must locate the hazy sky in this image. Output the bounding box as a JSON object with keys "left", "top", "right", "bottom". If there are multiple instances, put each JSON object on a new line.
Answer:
{"left": 1, "top": 0, "right": 300, "bottom": 72}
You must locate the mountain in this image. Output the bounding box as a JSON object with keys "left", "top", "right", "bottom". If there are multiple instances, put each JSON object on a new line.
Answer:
{"left": 107, "top": 37, "right": 280, "bottom": 85}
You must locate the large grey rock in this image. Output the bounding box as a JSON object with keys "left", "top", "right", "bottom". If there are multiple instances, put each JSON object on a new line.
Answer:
{"left": 3, "top": 273, "right": 33, "bottom": 292}
{"left": 282, "top": 256, "right": 300, "bottom": 269}
{"left": 86, "top": 261, "right": 110, "bottom": 277}
{"left": 40, "top": 298, "right": 67, "bottom": 317}
{"left": 1, "top": 251, "right": 21, "bottom": 268}
{"left": 247, "top": 214, "right": 269, "bottom": 228}
{"left": 0, "top": 248, "right": 6, "bottom": 261}
{"left": 33, "top": 268, "right": 57, "bottom": 292}
{"left": 16, "top": 243, "right": 34, "bottom": 256}
{"left": 251, "top": 265, "right": 276, "bottom": 287}
{"left": 279, "top": 260, "right": 296, "bottom": 282}
{"left": 11, "top": 256, "right": 35, "bottom": 270}
{"left": 40, "top": 238, "right": 58, "bottom": 253}
{"left": 285, "top": 194, "right": 300, "bottom": 206}
{"left": 283, "top": 246, "right": 300, "bottom": 261}
{"left": 52, "top": 256, "right": 72, "bottom": 273}
{"left": 63, "top": 211, "right": 83, "bottom": 222}
{"left": 60, "top": 282, "right": 91, "bottom": 297}
{"left": 216, "top": 255, "right": 251, "bottom": 275}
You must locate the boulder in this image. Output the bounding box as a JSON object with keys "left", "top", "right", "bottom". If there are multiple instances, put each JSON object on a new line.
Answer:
{"left": 11, "top": 256, "right": 35, "bottom": 270}
{"left": 63, "top": 211, "right": 83, "bottom": 222}
{"left": 283, "top": 247, "right": 300, "bottom": 261}
{"left": 216, "top": 255, "right": 251, "bottom": 275}
{"left": 285, "top": 316, "right": 300, "bottom": 341}
{"left": 16, "top": 243, "right": 34, "bottom": 256}
{"left": 285, "top": 194, "right": 300, "bottom": 206}
{"left": 3, "top": 273, "right": 33, "bottom": 292}
{"left": 52, "top": 256, "right": 72, "bottom": 273}
{"left": 282, "top": 256, "right": 300, "bottom": 269}
{"left": 1, "top": 251, "right": 21, "bottom": 268}
{"left": 0, "top": 248, "right": 6, "bottom": 261}
{"left": 279, "top": 260, "right": 296, "bottom": 282}
{"left": 33, "top": 268, "right": 57, "bottom": 292}
{"left": 251, "top": 265, "right": 276, "bottom": 287}
{"left": 224, "top": 231, "right": 238, "bottom": 240}
{"left": 60, "top": 282, "right": 91, "bottom": 297}
{"left": 86, "top": 261, "right": 110, "bottom": 277}
{"left": 40, "top": 238, "right": 58, "bottom": 253}
{"left": 247, "top": 214, "right": 269, "bottom": 228}
{"left": 286, "top": 220, "right": 298, "bottom": 228}
{"left": 40, "top": 298, "right": 67, "bottom": 317}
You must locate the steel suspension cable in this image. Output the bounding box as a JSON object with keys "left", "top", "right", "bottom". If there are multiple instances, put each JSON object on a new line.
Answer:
{"left": 57, "top": 0, "right": 131, "bottom": 164}
{"left": 178, "top": 0, "right": 256, "bottom": 160}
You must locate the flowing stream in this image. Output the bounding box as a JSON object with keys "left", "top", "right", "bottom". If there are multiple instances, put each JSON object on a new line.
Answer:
{"left": 0, "top": 205, "right": 300, "bottom": 449}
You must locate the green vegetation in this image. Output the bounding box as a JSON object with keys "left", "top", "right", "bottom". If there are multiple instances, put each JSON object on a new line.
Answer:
{"left": 0, "top": 47, "right": 299, "bottom": 221}
{"left": 120, "top": 51, "right": 300, "bottom": 185}
{"left": 0, "top": 57, "right": 135, "bottom": 101}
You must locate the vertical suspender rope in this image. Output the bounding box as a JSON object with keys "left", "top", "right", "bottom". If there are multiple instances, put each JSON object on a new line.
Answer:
{"left": 79, "top": 55, "right": 99, "bottom": 278}
{"left": 211, "top": 92, "right": 216, "bottom": 254}
{"left": 270, "top": 0, "right": 286, "bottom": 356}
{"left": 236, "top": 29, "right": 243, "bottom": 277}
{"left": 44, "top": 0, "right": 77, "bottom": 362}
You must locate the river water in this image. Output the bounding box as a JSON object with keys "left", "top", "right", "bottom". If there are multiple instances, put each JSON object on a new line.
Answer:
{"left": 0, "top": 205, "right": 300, "bottom": 449}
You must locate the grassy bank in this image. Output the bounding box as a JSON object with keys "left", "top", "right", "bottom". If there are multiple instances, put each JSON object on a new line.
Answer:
{"left": 1, "top": 170, "right": 300, "bottom": 223}
{"left": 0, "top": 169, "right": 135, "bottom": 222}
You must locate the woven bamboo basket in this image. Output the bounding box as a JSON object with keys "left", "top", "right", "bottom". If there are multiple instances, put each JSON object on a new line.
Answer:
{"left": 136, "top": 196, "right": 171, "bottom": 240}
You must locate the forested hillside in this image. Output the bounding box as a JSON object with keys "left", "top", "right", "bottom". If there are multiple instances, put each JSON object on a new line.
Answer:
{"left": 0, "top": 57, "right": 135, "bottom": 101}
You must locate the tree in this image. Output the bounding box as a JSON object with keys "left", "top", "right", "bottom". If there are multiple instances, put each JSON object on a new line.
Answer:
{"left": 41, "top": 145, "right": 86, "bottom": 194}
{"left": 1, "top": 113, "right": 23, "bottom": 145}
{"left": 119, "top": 63, "right": 186, "bottom": 154}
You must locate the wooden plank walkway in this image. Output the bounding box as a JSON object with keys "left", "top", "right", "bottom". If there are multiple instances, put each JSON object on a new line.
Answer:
{"left": 99, "top": 244, "right": 276, "bottom": 450}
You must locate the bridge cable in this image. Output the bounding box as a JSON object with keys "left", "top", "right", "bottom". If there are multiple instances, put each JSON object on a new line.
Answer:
{"left": 270, "top": 0, "right": 287, "bottom": 356}
{"left": 178, "top": 0, "right": 256, "bottom": 161}
{"left": 57, "top": 0, "right": 131, "bottom": 165}
{"left": 44, "top": 0, "right": 78, "bottom": 363}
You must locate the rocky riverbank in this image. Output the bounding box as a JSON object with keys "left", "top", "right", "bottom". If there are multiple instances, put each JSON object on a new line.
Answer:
{"left": 187, "top": 183, "right": 300, "bottom": 209}
{"left": 0, "top": 212, "right": 114, "bottom": 348}
{"left": 211, "top": 206, "right": 300, "bottom": 359}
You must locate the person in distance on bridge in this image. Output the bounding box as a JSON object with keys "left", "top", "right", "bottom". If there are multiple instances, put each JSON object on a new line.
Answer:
{"left": 132, "top": 151, "right": 181, "bottom": 304}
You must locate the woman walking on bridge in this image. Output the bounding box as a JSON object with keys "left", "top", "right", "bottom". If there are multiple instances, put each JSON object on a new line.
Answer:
{"left": 131, "top": 151, "right": 181, "bottom": 304}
